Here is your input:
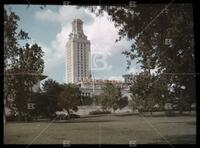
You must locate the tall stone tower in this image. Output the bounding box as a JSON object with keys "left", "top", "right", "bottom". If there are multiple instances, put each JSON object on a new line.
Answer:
{"left": 65, "top": 19, "right": 91, "bottom": 84}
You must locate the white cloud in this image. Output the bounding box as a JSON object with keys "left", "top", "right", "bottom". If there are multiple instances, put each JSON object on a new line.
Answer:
{"left": 36, "top": 43, "right": 57, "bottom": 74}
{"left": 35, "top": 6, "right": 94, "bottom": 26}
{"left": 85, "top": 14, "right": 117, "bottom": 55}
{"left": 85, "top": 13, "right": 132, "bottom": 56}
{"left": 35, "top": 6, "right": 132, "bottom": 56}
{"left": 35, "top": 6, "right": 134, "bottom": 82}
{"left": 35, "top": 6, "right": 95, "bottom": 81}
{"left": 35, "top": 9, "right": 59, "bottom": 22}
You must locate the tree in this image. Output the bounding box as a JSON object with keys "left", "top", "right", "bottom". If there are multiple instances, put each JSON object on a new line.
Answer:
{"left": 4, "top": 9, "right": 30, "bottom": 121}
{"left": 12, "top": 44, "right": 44, "bottom": 121}
{"left": 33, "top": 79, "right": 64, "bottom": 119}
{"left": 116, "top": 96, "right": 129, "bottom": 110}
{"left": 4, "top": 9, "right": 30, "bottom": 70}
{"left": 34, "top": 93, "right": 59, "bottom": 119}
{"left": 100, "top": 83, "right": 126, "bottom": 112}
{"left": 84, "top": 4, "right": 195, "bottom": 113}
{"left": 4, "top": 9, "right": 44, "bottom": 121}
{"left": 130, "top": 72, "right": 169, "bottom": 115}
{"left": 151, "top": 74, "right": 170, "bottom": 111}
{"left": 94, "top": 95, "right": 102, "bottom": 105}
{"left": 42, "top": 79, "right": 62, "bottom": 93}
{"left": 57, "top": 84, "right": 81, "bottom": 118}
{"left": 81, "top": 96, "right": 93, "bottom": 105}
{"left": 130, "top": 72, "right": 154, "bottom": 114}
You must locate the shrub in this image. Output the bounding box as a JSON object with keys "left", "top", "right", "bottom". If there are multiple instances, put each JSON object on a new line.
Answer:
{"left": 6, "top": 115, "right": 18, "bottom": 121}
{"left": 89, "top": 110, "right": 111, "bottom": 115}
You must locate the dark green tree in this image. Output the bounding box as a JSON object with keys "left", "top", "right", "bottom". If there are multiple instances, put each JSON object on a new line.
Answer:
{"left": 4, "top": 9, "right": 30, "bottom": 120}
{"left": 33, "top": 79, "right": 64, "bottom": 119}
{"left": 42, "top": 79, "right": 63, "bottom": 94}
{"left": 100, "top": 83, "right": 127, "bottom": 112}
{"left": 4, "top": 9, "right": 44, "bottom": 121}
{"left": 81, "top": 96, "right": 93, "bottom": 105}
{"left": 130, "top": 72, "right": 169, "bottom": 115}
{"left": 83, "top": 4, "right": 195, "bottom": 113}
{"left": 4, "top": 9, "right": 29, "bottom": 69}
{"left": 58, "top": 84, "right": 81, "bottom": 118}
{"left": 116, "top": 96, "right": 129, "bottom": 110}
{"left": 12, "top": 43, "right": 44, "bottom": 121}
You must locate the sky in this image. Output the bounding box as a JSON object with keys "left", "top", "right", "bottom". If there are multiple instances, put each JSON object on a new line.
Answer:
{"left": 5, "top": 5, "right": 142, "bottom": 84}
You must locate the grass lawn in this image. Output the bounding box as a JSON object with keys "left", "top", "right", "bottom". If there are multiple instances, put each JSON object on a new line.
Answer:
{"left": 4, "top": 114, "right": 196, "bottom": 144}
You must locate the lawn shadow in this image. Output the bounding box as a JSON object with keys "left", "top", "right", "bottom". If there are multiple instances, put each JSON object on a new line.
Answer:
{"left": 149, "top": 134, "right": 196, "bottom": 144}
{"left": 112, "top": 112, "right": 196, "bottom": 118}
{"left": 158, "top": 121, "right": 196, "bottom": 125}
{"left": 139, "top": 112, "right": 196, "bottom": 117}
{"left": 186, "top": 121, "right": 196, "bottom": 125}
{"left": 53, "top": 119, "right": 116, "bottom": 123}
{"left": 113, "top": 113, "right": 139, "bottom": 117}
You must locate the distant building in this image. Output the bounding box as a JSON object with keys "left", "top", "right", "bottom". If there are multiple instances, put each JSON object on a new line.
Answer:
{"left": 66, "top": 19, "right": 91, "bottom": 84}
{"left": 122, "top": 73, "right": 135, "bottom": 84}
{"left": 65, "top": 19, "right": 132, "bottom": 105}
{"left": 78, "top": 78, "right": 127, "bottom": 97}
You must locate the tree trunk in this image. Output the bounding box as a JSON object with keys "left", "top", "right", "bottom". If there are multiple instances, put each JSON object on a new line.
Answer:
{"left": 4, "top": 99, "right": 6, "bottom": 124}
{"left": 4, "top": 109, "right": 6, "bottom": 124}
{"left": 66, "top": 109, "right": 70, "bottom": 119}
{"left": 189, "top": 106, "right": 192, "bottom": 114}
{"left": 179, "top": 109, "right": 183, "bottom": 115}
{"left": 18, "top": 112, "right": 22, "bottom": 121}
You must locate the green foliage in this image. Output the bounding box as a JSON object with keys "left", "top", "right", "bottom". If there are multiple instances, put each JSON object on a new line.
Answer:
{"left": 100, "top": 83, "right": 119, "bottom": 111}
{"left": 4, "top": 9, "right": 30, "bottom": 118}
{"left": 33, "top": 79, "right": 64, "bottom": 118}
{"left": 130, "top": 72, "right": 169, "bottom": 114}
{"left": 32, "top": 80, "right": 82, "bottom": 120}
{"left": 4, "top": 9, "right": 30, "bottom": 69}
{"left": 81, "top": 96, "right": 93, "bottom": 105}
{"left": 58, "top": 84, "right": 81, "bottom": 117}
{"left": 11, "top": 44, "right": 44, "bottom": 121}
{"left": 117, "top": 96, "right": 129, "bottom": 110}
{"left": 89, "top": 110, "right": 111, "bottom": 115}
{"left": 100, "top": 83, "right": 128, "bottom": 111}
{"left": 93, "top": 95, "right": 102, "bottom": 105}
{"left": 17, "top": 44, "right": 44, "bottom": 73}
{"left": 42, "top": 79, "right": 63, "bottom": 94}
{"left": 85, "top": 4, "right": 195, "bottom": 113}
{"left": 4, "top": 9, "right": 44, "bottom": 121}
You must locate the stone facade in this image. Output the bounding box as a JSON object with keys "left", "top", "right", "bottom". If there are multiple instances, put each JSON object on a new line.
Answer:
{"left": 66, "top": 19, "right": 91, "bottom": 84}
{"left": 79, "top": 78, "right": 132, "bottom": 100}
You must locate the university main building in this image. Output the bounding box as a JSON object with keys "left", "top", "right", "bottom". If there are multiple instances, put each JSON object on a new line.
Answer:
{"left": 65, "top": 18, "right": 133, "bottom": 98}
{"left": 66, "top": 19, "right": 91, "bottom": 84}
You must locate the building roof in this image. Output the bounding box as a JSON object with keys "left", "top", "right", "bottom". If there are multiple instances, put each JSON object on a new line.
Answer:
{"left": 72, "top": 18, "right": 83, "bottom": 23}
